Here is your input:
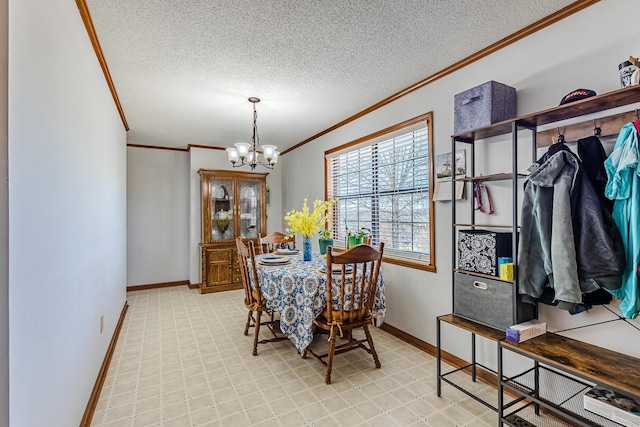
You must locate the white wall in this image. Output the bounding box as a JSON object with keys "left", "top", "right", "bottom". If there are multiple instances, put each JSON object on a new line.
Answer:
{"left": 9, "top": 0, "right": 127, "bottom": 426}
{"left": 127, "top": 147, "right": 189, "bottom": 286}
{"left": 126, "top": 145, "right": 284, "bottom": 289}
{"left": 282, "top": 0, "right": 640, "bottom": 364}
{"left": 0, "top": 0, "right": 7, "bottom": 424}
{"left": 185, "top": 147, "right": 283, "bottom": 285}
{"left": 126, "top": 147, "right": 222, "bottom": 288}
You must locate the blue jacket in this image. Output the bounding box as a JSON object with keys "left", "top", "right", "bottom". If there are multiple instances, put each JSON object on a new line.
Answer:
{"left": 604, "top": 122, "right": 640, "bottom": 319}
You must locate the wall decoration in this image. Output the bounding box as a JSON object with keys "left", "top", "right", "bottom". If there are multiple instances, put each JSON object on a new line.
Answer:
{"left": 433, "top": 149, "right": 465, "bottom": 201}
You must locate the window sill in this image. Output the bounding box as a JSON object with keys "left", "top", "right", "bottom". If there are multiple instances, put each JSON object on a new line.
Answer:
{"left": 382, "top": 256, "right": 436, "bottom": 272}
{"left": 330, "top": 244, "right": 436, "bottom": 272}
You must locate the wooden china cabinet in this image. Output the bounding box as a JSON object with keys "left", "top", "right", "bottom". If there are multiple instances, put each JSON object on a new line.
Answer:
{"left": 199, "top": 169, "right": 268, "bottom": 293}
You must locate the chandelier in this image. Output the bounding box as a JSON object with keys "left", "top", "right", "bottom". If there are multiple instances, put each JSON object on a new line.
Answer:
{"left": 226, "top": 97, "right": 278, "bottom": 170}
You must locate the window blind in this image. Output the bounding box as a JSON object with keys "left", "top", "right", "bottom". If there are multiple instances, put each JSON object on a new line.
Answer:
{"left": 327, "top": 126, "right": 431, "bottom": 261}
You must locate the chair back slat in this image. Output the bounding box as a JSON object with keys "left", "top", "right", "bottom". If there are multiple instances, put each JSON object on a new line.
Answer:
{"left": 325, "top": 243, "right": 384, "bottom": 323}
{"left": 257, "top": 231, "right": 296, "bottom": 254}
{"left": 236, "top": 238, "right": 261, "bottom": 306}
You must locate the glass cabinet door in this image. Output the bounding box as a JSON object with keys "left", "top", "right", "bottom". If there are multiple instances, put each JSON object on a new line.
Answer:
{"left": 200, "top": 169, "right": 266, "bottom": 246}
{"left": 210, "top": 179, "right": 234, "bottom": 240}
{"left": 239, "top": 180, "right": 262, "bottom": 239}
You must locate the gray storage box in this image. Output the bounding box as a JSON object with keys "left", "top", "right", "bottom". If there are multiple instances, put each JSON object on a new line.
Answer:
{"left": 454, "top": 81, "right": 516, "bottom": 135}
{"left": 453, "top": 271, "right": 535, "bottom": 331}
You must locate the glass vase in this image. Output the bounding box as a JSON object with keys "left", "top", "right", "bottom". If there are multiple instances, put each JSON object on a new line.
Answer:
{"left": 302, "top": 236, "right": 312, "bottom": 261}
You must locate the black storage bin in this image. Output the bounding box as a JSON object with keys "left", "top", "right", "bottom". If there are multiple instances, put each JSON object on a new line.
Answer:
{"left": 453, "top": 272, "right": 535, "bottom": 330}
{"left": 458, "top": 229, "right": 512, "bottom": 276}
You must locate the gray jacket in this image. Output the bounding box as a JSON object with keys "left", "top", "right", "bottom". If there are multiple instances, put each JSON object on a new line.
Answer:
{"left": 518, "top": 150, "right": 583, "bottom": 308}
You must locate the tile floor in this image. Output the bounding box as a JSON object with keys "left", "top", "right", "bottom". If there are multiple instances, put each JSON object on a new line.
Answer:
{"left": 89, "top": 286, "right": 505, "bottom": 426}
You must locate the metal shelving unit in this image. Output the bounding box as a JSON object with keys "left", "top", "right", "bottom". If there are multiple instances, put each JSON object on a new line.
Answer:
{"left": 451, "top": 119, "right": 537, "bottom": 330}
{"left": 437, "top": 85, "right": 640, "bottom": 424}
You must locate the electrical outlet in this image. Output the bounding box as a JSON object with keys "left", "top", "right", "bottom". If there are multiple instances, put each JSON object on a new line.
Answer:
{"left": 100, "top": 315, "right": 104, "bottom": 334}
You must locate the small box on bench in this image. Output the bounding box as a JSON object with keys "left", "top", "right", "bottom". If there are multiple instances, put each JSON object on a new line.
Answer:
{"left": 505, "top": 319, "right": 546, "bottom": 343}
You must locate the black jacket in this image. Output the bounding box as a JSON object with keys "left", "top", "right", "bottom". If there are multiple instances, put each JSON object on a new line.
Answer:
{"left": 578, "top": 136, "right": 614, "bottom": 213}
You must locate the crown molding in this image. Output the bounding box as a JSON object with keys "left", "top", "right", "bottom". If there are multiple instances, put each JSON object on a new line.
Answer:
{"left": 75, "top": 0, "right": 129, "bottom": 131}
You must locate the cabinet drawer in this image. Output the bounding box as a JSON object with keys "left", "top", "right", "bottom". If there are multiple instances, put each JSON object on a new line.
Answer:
{"left": 207, "top": 249, "right": 233, "bottom": 262}
{"left": 453, "top": 272, "right": 534, "bottom": 331}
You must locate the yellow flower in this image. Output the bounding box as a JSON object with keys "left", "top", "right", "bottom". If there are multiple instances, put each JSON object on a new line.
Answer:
{"left": 284, "top": 198, "right": 336, "bottom": 238}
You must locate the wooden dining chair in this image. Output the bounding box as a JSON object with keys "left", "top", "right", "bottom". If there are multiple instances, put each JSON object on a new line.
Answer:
{"left": 235, "top": 238, "right": 287, "bottom": 355}
{"left": 257, "top": 231, "right": 296, "bottom": 254}
{"left": 303, "top": 242, "right": 385, "bottom": 384}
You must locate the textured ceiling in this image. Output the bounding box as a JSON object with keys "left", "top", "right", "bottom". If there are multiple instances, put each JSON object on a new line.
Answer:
{"left": 85, "top": 0, "right": 579, "bottom": 152}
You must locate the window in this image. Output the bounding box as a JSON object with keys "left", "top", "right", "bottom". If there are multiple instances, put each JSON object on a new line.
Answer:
{"left": 326, "top": 113, "right": 435, "bottom": 270}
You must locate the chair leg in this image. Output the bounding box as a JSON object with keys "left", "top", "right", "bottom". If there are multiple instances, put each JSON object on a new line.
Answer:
{"left": 325, "top": 328, "right": 337, "bottom": 384}
{"left": 302, "top": 323, "right": 317, "bottom": 359}
{"left": 244, "top": 309, "right": 253, "bottom": 336}
{"left": 363, "top": 324, "right": 381, "bottom": 368}
{"left": 253, "top": 310, "right": 262, "bottom": 356}
{"left": 266, "top": 312, "right": 280, "bottom": 339}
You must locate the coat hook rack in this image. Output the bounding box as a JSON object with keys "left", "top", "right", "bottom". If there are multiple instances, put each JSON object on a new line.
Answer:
{"left": 538, "top": 108, "right": 639, "bottom": 148}
{"left": 593, "top": 119, "right": 602, "bottom": 136}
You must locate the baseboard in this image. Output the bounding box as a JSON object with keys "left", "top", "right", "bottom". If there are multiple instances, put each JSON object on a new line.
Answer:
{"left": 379, "top": 322, "right": 498, "bottom": 388}
{"left": 188, "top": 282, "right": 199, "bottom": 290}
{"left": 80, "top": 301, "right": 129, "bottom": 427}
{"left": 126, "top": 279, "right": 189, "bottom": 292}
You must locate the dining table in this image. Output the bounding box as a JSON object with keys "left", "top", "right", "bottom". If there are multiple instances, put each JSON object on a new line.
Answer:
{"left": 253, "top": 250, "right": 386, "bottom": 354}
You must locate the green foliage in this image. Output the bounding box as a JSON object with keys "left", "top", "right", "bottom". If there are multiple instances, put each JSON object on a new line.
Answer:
{"left": 355, "top": 227, "right": 371, "bottom": 239}
{"left": 318, "top": 228, "right": 332, "bottom": 240}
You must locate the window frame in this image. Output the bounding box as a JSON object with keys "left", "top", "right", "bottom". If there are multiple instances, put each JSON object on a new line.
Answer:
{"left": 324, "top": 112, "right": 436, "bottom": 272}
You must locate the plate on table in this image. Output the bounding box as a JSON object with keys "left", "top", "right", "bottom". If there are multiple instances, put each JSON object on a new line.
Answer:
{"left": 316, "top": 265, "right": 354, "bottom": 274}
{"left": 258, "top": 255, "right": 291, "bottom": 266}
{"left": 274, "top": 248, "right": 300, "bottom": 255}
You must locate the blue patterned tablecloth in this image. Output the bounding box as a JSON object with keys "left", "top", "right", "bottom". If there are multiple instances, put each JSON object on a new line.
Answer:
{"left": 254, "top": 253, "right": 385, "bottom": 354}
